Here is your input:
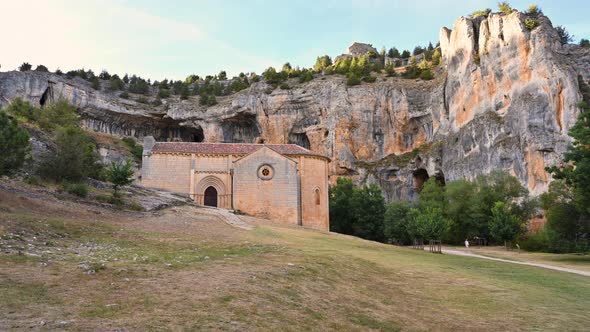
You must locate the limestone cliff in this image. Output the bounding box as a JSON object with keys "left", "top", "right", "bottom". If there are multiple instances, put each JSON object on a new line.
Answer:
{"left": 0, "top": 12, "right": 588, "bottom": 201}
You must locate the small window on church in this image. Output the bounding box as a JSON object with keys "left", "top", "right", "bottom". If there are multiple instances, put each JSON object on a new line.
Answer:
{"left": 314, "top": 188, "right": 320, "bottom": 205}
{"left": 257, "top": 164, "right": 274, "bottom": 180}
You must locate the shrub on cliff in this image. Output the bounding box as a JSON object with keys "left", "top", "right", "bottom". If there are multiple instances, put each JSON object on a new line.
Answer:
{"left": 556, "top": 25, "right": 574, "bottom": 45}
{"left": 346, "top": 72, "right": 361, "bottom": 86}
{"left": 580, "top": 39, "right": 590, "bottom": 48}
{"left": 0, "top": 111, "right": 30, "bottom": 175}
{"left": 432, "top": 49, "right": 442, "bottom": 66}
{"left": 525, "top": 4, "right": 542, "bottom": 17}
{"left": 525, "top": 18, "right": 540, "bottom": 30}
{"left": 498, "top": 2, "right": 513, "bottom": 15}
{"left": 34, "top": 65, "right": 49, "bottom": 72}
{"left": 90, "top": 76, "right": 101, "bottom": 90}
{"left": 314, "top": 55, "right": 332, "bottom": 72}
{"left": 109, "top": 75, "right": 125, "bottom": 91}
{"left": 19, "top": 62, "right": 32, "bottom": 71}
{"left": 471, "top": 8, "right": 491, "bottom": 18}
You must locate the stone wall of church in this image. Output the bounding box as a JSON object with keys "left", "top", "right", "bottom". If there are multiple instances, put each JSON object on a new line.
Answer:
{"left": 298, "top": 156, "right": 330, "bottom": 231}
{"left": 142, "top": 153, "right": 191, "bottom": 193}
{"left": 233, "top": 148, "right": 299, "bottom": 225}
{"left": 193, "top": 155, "right": 233, "bottom": 209}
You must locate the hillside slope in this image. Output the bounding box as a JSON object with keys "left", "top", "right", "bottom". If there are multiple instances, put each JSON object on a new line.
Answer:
{"left": 1, "top": 11, "right": 589, "bottom": 201}
{"left": 1, "top": 179, "right": 589, "bottom": 331}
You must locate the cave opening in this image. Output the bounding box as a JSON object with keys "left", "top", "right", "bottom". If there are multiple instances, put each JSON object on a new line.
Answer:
{"left": 288, "top": 132, "right": 311, "bottom": 150}
{"left": 191, "top": 127, "right": 204, "bottom": 142}
{"left": 434, "top": 170, "right": 446, "bottom": 186}
{"left": 413, "top": 168, "right": 430, "bottom": 192}
{"left": 39, "top": 86, "right": 51, "bottom": 107}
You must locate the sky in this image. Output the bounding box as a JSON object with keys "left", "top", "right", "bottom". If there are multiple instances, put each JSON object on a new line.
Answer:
{"left": 2, "top": 0, "right": 589, "bottom": 81}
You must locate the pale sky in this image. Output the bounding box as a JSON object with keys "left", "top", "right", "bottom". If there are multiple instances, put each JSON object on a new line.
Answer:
{"left": 1, "top": 0, "right": 588, "bottom": 81}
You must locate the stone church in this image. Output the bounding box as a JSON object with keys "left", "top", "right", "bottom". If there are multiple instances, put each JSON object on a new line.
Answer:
{"left": 141, "top": 137, "right": 330, "bottom": 231}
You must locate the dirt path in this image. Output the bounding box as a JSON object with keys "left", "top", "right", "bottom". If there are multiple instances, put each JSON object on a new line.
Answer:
{"left": 436, "top": 247, "right": 590, "bottom": 277}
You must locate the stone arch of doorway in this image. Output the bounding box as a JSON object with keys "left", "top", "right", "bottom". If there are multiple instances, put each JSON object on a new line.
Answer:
{"left": 195, "top": 175, "right": 228, "bottom": 208}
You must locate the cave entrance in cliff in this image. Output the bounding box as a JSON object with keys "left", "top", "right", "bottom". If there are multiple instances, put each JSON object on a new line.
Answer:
{"left": 434, "top": 171, "right": 446, "bottom": 186}
{"left": 204, "top": 186, "right": 218, "bottom": 207}
{"left": 191, "top": 127, "right": 204, "bottom": 142}
{"left": 39, "top": 86, "right": 52, "bottom": 107}
{"left": 413, "top": 169, "right": 429, "bottom": 192}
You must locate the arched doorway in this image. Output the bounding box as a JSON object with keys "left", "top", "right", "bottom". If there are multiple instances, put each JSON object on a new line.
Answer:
{"left": 204, "top": 186, "right": 218, "bottom": 207}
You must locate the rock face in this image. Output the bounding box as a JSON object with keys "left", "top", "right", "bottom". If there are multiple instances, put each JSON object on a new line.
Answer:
{"left": 0, "top": 12, "right": 588, "bottom": 201}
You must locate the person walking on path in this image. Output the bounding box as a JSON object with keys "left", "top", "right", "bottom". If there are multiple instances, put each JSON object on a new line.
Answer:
{"left": 465, "top": 239, "right": 469, "bottom": 249}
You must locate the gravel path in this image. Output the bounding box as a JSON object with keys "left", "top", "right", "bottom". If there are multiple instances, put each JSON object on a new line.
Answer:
{"left": 438, "top": 248, "right": 590, "bottom": 277}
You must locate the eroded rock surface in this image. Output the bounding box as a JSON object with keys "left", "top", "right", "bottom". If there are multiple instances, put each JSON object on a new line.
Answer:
{"left": 1, "top": 12, "right": 588, "bottom": 200}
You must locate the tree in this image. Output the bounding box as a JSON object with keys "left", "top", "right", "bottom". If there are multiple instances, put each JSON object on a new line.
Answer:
{"left": 0, "top": 111, "right": 30, "bottom": 175}
{"left": 180, "top": 84, "right": 190, "bottom": 100}
{"left": 90, "top": 76, "right": 100, "bottom": 90}
{"left": 122, "top": 74, "right": 129, "bottom": 84}
{"left": 99, "top": 70, "right": 111, "bottom": 80}
{"left": 37, "top": 99, "right": 80, "bottom": 133}
{"left": 387, "top": 47, "right": 400, "bottom": 58}
{"left": 217, "top": 70, "right": 227, "bottom": 80}
{"left": 432, "top": 49, "right": 442, "bottom": 66}
{"left": 346, "top": 72, "right": 361, "bottom": 86}
{"left": 525, "top": 4, "right": 541, "bottom": 16}
{"left": 106, "top": 160, "right": 135, "bottom": 196}
{"left": 489, "top": 201, "right": 524, "bottom": 247}
{"left": 109, "top": 75, "right": 125, "bottom": 91}
{"left": 498, "top": 2, "right": 513, "bottom": 15}
{"left": 19, "top": 62, "right": 32, "bottom": 71}
{"left": 384, "top": 62, "right": 396, "bottom": 77}
{"left": 334, "top": 57, "right": 351, "bottom": 75}
{"left": 401, "top": 50, "right": 411, "bottom": 58}
{"left": 281, "top": 63, "right": 292, "bottom": 74}
{"left": 4, "top": 97, "right": 39, "bottom": 123}
{"left": 35, "top": 65, "right": 49, "bottom": 72}
{"left": 580, "top": 39, "right": 590, "bottom": 48}
{"left": 555, "top": 25, "right": 574, "bottom": 45}
{"left": 427, "top": 42, "right": 434, "bottom": 51}
{"left": 314, "top": 55, "right": 332, "bottom": 72}
{"left": 384, "top": 201, "right": 412, "bottom": 243}
{"left": 413, "top": 46, "right": 424, "bottom": 56}
{"left": 329, "top": 177, "right": 355, "bottom": 235}
{"left": 329, "top": 178, "right": 386, "bottom": 241}
{"left": 445, "top": 179, "right": 479, "bottom": 243}
{"left": 418, "top": 178, "right": 445, "bottom": 211}
{"left": 39, "top": 126, "right": 102, "bottom": 182}
{"left": 185, "top": 74, "right": 200, "bottom": 85}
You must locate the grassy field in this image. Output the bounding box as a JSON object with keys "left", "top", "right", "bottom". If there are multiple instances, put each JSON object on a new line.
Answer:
{"left": 1, "top": 184, "right": 590, "bottom": 331}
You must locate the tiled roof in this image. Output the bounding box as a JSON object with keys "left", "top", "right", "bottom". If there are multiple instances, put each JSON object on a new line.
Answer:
{"left": 150, "top": 142, "right": 329, "bottom": 160}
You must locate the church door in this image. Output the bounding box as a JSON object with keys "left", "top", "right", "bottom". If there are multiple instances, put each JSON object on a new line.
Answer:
{"left": 204, "top": 186, "right": 218, "bottom": 207}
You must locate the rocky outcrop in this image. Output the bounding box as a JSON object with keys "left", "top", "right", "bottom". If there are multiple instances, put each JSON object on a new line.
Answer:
{"left": 1, "top": 12, "right": 588, "bottom": 200}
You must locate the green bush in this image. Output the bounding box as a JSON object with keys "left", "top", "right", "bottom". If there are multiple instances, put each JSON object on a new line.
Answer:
{"left": 525, "top": 4, "right": 541, "bottom": 17}
{"left": 362, "top": 75, "right": 377, "bottom": 83}
{"left": 37, "top": 99, "right": 80, "bottom": 133}
{"left": 314, "top": 55, "right": 332, "bottom": 72}
{"left": 0, "top": 110, "right": 31, "bottom": 175}
{"left": 90, "top": 76, "right": 100, "bottom": 90}
{"left": 346, "top": 72, "right": 361, "bottom": 86}
{"left": 119, "top": 91, "right": 129, "bottom": 99}
{"left": 4, "top": 97, "right": 39, "bottom": 123}
{"left": 24, "top": 176, "right": 42, "bottom": 186}
{"left": 62, "top": 182, "right": 89, "bottom": 197}
{"left": 279, "top": 83, "right": 290, "bottom": 90}
{"left": 525, "top": 18, "right": 540, "bottom": 30}
{"left": 420, "top": 69, "right": 434, "bottom": 80}
{"left": 39, "top": 126, "right": 103, "bottom": 182}
{"left": 432, "top": 49, "right": 442, "bottom": 66}
{"left": 108, "top": 75, "right": 125, "bottom": 91}
{"left": 136, "top": 96, "right": 149, "bottom": 104}
{"left": 122, "top": 137, "right": 143, "bottom": 161}
{"left": 157, "top": 89, "right": 171, "bottom": 99}
{"left": 384, "top": 63, "right": 396, "bottom": 77}
{"left": 580, "top": 39, "right": 590, "bottom": 47}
